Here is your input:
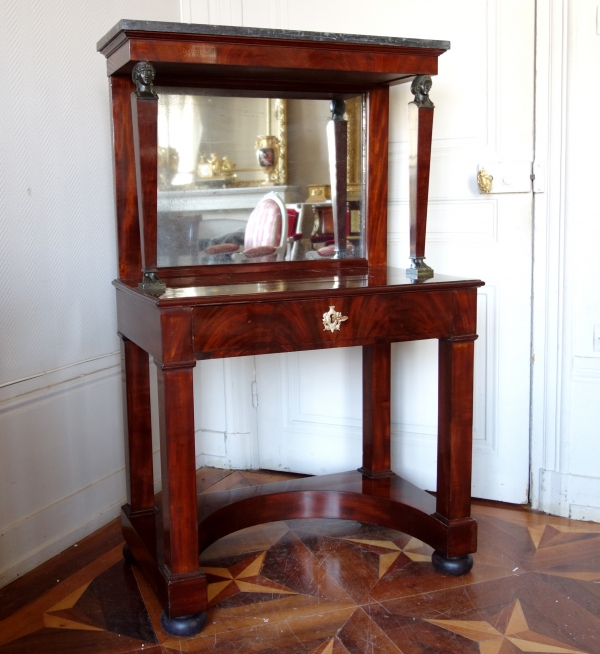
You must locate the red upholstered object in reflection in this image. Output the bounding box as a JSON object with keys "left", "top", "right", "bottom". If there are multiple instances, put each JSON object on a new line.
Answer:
{"left": 245, "top": 199, "right": 283, "bottom": 250}
{"left": 286, "top": 209, "right": 299, "bottom": 236}
{"left": 204, "top": 243, "right": 240, "bottom": 255}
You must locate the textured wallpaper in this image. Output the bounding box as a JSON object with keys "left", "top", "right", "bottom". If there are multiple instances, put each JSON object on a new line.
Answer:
{"left": 0, "top": 0, "right": 179, "bottom": 386}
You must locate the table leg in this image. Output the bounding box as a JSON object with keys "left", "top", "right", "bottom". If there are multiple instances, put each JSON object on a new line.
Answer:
{"left": 156, "top": 362, "right": 207, "bottom": 636}
{"left": 121, "top": 337, "right": 155, "bottom": 513}
{"left": 359, "top": 343, "right": 393, "bottom": 477}
{"left": 120, "top": 337, "right": 155, "bottom": 565}
{"left": 433, "top": 337, "right": 476, "bottom": 575}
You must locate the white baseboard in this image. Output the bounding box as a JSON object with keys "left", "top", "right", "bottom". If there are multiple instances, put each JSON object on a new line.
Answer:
{"left": 0, "top": 353, "right": 125, "bottom": 589}
{"left": 196, "top": 429, "right": 254, "bottom": 470}
{"left": 0, "top": 351, "right": 258, "bottom": 591}
{"left": 0, "top": 468, "right": 126, "bottom": 588}
{"left": 539, "top": 469, "right": 600, "bottom": 522}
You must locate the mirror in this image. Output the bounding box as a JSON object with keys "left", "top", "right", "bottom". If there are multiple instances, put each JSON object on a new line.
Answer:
{"left": 156, "top": 91, "right": 364, "bottom": 267}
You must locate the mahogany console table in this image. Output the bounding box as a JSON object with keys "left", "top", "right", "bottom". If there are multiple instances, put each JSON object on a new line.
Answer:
{"left": 98, "top": 21, "right": 483, "bottom": 637}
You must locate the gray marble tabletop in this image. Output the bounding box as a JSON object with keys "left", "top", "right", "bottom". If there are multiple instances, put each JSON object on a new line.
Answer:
{"left": 97, "top": 19, "right": 450, "bottom": 52}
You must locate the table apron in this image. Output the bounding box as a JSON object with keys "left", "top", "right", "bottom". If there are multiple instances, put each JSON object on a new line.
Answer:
{"left": 192, "top": 289, "right": 476, "bottom": 359}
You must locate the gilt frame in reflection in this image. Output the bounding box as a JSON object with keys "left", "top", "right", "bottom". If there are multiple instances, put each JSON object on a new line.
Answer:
{"left": 156, "top": 91, "right": 287, "bottom": 190}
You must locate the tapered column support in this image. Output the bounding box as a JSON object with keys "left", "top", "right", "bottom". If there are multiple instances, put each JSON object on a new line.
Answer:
{"left": 131, "top": 61, "right": 165, "bottom": 293}
{"left": 327, "top": 98, "right": 348, "bottom": 259}
{"left": 433, "top": 336, "right": 477, "bottom": 574}
{"left": 120, "top": 336, "right": 155, "bottom": 515}
{"left": 156, "top": 362, "right": 199, "bottom": 575}
{"left": 436, "top": 337, "right": 476, "bottom": 521}
{"left": 155, "top": 361, "right": 207, "bottom": 632}
{"left": 406, "top": 75, "right": 435, "bottom": 281}
{"left": 359, "top": 343, "right": 393, "bottom": 478}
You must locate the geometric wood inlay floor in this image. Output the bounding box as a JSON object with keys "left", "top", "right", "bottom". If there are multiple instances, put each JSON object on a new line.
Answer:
{"left": 1, "top": 468, "right": 599, "bottom": 653}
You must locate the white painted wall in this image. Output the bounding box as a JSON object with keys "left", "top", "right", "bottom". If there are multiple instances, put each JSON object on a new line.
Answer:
{"left": 0, "top": 0, "right": 181, "bottom": 589}
{"left": 531, "top": 0, "right": 600, "bottom": 521}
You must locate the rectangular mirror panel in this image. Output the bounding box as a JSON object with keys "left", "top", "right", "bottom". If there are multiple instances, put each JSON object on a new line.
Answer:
{"left": 156, "top": 91, "right": 365, "bottom": 267}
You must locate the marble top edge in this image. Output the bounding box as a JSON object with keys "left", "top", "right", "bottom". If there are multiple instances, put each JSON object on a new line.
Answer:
{"left": 97, "top": 19, "right": 450, "bottom": 53}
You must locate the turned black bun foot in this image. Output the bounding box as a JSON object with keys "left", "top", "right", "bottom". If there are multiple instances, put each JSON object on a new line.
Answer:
{"left": 432, "top": 551, "right": 473, "bottom": 576}
{"left": 160, "top": 611, "right": 207, "bottom": 637}
{"left": 122, "top": 544, "right": 136, "bottom": 565}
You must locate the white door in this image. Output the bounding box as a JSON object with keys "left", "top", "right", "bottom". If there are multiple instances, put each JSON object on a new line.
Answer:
{"left": 187, "top": 0, "right": 535, "bottom": 504}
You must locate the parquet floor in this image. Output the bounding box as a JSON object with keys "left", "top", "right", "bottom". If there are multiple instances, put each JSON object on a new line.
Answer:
{"left": 1, "top": 468, "right": 600, "bottom": 653}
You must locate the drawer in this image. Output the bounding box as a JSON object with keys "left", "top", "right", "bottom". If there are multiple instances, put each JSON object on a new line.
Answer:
{"left": 192, "top": 289, "right": 474, "bottom": 359}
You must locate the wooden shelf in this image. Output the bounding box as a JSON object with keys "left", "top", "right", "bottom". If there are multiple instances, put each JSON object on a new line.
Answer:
{"left": 122, "top": 470, "right": 477, "bottom": 618}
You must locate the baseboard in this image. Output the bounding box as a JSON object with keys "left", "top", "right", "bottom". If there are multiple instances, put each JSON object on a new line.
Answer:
{"left": 0, "top": 353, "right": 125, "bottom": 590}
{"left": 0, "top": 468, "right": 126, "bottom": 589}
{"left": 195, "top": 429, "right": 254, "bottom": 469}
{"left": 538, "top": 469, "right": 600, "bottom": 521}
{"left": 0, "top": 352, "right": 258, "bottom": 590}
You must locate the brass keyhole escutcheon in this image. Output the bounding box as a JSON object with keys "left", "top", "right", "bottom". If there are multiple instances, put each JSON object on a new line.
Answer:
{"left": 322, "top": 306, "right": 348, "bottom": 332}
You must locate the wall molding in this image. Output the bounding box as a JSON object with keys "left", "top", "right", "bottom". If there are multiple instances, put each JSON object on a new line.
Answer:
{"left": 0, "top": 352, "right": 120, "bottom": 402}
{"left": 0, "top": 468, "right": 125, "bottom": 589}
{"left": 387, "top": 0, "right": 499, "bottom": 156}
{"left": 0, "top": 353, "right": 125, "bottom": 589}
{"left": 387, "top": 198, "right": 498, "bottom": 244}
{"left": 571, "top": 357, "right": 600, "bottom": 384}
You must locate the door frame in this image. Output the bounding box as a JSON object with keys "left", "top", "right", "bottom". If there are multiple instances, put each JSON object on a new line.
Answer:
{"left": 530, "top": 0, "right": 580, "bottom": 515}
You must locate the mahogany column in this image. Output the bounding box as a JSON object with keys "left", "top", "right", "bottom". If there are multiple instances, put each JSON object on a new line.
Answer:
{"left": 359, "top": 343, "right": 393, "bottom": 478}
{"left": 155, "top": 361, "right": 208, "bottom": 628}
{"left": 130, "top": 61, "right": 165, "bottom": 292}
{"left": 120, "top": 337, "right": 155, "bottom": 514}
{"left": 156, "top": 363, "right": 199, "bottom": 572}
{"left": 433, "top": 336, "right": 477, "bottom": 573}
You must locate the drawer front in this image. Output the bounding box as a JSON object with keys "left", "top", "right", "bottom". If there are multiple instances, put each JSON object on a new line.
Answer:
{"left": 192, "top": 289, "right": 474, "bottom": 359}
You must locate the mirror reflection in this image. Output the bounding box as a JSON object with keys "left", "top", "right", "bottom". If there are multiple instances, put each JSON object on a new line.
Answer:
{"left": 156, "top": 91, "right": 364, "bottom": 266}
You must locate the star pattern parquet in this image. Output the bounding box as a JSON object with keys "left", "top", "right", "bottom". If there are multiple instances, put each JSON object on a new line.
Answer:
{"left": 1, "top": 469, "right": 599, "bottom": 653}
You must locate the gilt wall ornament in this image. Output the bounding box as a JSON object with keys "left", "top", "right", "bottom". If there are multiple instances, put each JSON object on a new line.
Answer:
{"left": 411, "top": 75, "right": 434, "bottom": 108}
{"left": 322, "top": 306, "right": 349, "bottom": 332}
{"left": 477, "top": 168, "right": 493, "bottom": 194}
{"left": 132, "top": 61, "right": 158, "bottom": 99}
